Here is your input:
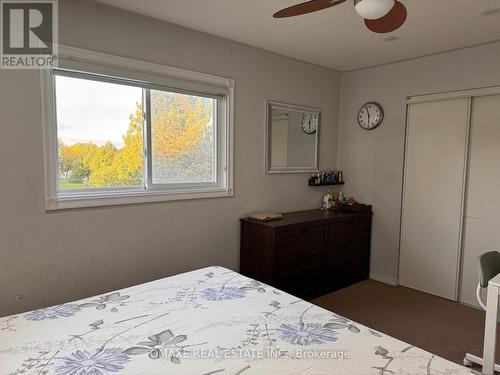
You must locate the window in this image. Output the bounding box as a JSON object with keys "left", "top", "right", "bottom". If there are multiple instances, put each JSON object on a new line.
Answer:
{"left": 55, "top": 75, "right": 144, "bottom": 190}
{"left": 148, "top": 89, "right": 217, "bottom": 185}
{"left": 42, "top": 47, "right": 234, "bottom": 210}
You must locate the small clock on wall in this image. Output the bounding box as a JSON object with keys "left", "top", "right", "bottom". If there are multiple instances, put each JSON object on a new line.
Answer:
{"left": 301, "top": 113, "right": 318, "bottom": 134}
{"left": 358, "top": 102, "right": 384, "bottom": 130}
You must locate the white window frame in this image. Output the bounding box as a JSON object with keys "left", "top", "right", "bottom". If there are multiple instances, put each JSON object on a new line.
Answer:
{"left": 41, "top": 45, "right": 234, "bottom": 210}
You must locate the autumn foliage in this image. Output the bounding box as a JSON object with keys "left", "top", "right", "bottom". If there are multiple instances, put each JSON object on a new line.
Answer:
{"left": 59, "top": 91, "right": 214, "bottom": 188}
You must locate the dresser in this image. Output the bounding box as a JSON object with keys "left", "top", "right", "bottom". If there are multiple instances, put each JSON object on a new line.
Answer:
{"left": 240, "top": 208, "right": 372, "bottom": 300}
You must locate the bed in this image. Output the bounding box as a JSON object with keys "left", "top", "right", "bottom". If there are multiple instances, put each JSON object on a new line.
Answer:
{"left": 1, "top": 266, "right": 476, "bottom": 375}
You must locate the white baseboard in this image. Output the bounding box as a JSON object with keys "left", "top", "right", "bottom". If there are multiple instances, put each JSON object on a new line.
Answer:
{"left": 369, "top": 273, "right": 398, "bottom": 286}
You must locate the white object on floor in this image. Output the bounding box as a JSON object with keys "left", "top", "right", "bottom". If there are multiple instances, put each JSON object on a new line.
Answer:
{"left": 463, "top": 250, "right": 500, "bottom": 374}
{"left": 482, "top": 273, "right": 500, "bottom": 374}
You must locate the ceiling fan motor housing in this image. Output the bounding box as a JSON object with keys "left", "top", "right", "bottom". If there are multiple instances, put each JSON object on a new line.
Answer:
{"left": 354, "top": 0, "right": 395, "bottom": 19}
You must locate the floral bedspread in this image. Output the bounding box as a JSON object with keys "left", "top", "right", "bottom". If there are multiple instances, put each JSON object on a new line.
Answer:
{"left": 0, "top": 266, "right": 476, "bottom": 375}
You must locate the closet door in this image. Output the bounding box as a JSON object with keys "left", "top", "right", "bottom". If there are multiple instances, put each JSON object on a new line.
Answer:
{"left": 459, "top": 94, "right": 500, "bottom": 306}
{"left": 400, "top": 98, "right": 470, "bottom": 300}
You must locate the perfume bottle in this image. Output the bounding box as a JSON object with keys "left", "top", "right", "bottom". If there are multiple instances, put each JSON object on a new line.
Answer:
{"left": 337, "top": 171, "right": 343, "bottom": 183}
{"left": 321, "top": 190, "right": 332, "bottom": 210}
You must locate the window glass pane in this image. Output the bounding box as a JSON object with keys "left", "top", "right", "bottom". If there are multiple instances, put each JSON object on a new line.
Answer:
{"left": 55, "top": 75, "right": 144, "bottom": 189}
{"left": 150, "top": 90, "right": 216, "bottom": 184}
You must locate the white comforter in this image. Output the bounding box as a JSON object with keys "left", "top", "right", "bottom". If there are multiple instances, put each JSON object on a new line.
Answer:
{"left": 0, "top": 266, "right": 476, "bottom": 375}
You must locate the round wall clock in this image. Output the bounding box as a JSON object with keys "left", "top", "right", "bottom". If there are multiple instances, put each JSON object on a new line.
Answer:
{"left": 301, "top": 113, "right": 318, "bottom": 134}
{"left": 358, "top": 102, "right": 384, "bottom": 130}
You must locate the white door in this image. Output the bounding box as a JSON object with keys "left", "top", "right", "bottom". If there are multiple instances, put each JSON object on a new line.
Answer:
{"left": 459, "top": 94, "right": 500, "bottom": 306}
{"left": 399, "top": 98, "right": 470, "bottom": 300}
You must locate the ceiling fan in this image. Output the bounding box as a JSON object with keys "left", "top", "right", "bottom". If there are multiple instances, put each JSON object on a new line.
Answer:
{"left": 273, "top": 0, "right": 407, "bottom": 33}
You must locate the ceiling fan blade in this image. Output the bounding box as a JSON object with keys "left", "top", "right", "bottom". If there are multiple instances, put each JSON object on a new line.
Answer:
{"left": 273, "top": 0, "right": 346, "bottom": 18}
{"left": 364, "top": 0, "right": 407, "bottom": 33}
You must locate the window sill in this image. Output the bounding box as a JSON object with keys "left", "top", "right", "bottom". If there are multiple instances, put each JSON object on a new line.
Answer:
{"left": 45, "top": 188, "right": 233, "bottom": 211}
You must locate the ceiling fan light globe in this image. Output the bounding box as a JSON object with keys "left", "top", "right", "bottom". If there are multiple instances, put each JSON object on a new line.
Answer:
{"left": 354, "top": 0, "right": 395, "bottom": 19}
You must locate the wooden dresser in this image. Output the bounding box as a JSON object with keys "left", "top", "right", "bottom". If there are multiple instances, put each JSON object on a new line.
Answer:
{"left": 240, "top": 209, "right": 372, "bottom": 300}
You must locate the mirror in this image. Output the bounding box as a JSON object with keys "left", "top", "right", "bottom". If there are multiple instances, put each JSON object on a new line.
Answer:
{"left": 266, "top": 101, "right": 320, "bottom": 173}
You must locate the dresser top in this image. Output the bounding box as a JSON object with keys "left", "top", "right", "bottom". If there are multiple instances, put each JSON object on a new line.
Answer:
{"left": 240, "top": 208, "right": 371, "bottom": 228}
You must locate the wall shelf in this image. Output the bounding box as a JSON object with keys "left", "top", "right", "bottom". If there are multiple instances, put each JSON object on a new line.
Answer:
{"left": 308, "top": 181, "right": 345, "bottom": 187}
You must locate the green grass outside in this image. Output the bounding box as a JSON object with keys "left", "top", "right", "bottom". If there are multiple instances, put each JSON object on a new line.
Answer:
{"left": 59, "top": 179, "right": 87, "bottom": 189}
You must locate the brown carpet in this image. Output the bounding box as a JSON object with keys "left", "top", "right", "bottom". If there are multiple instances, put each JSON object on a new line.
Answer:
{"left": 312, "top": 279, "right": 500, "bottom": 369}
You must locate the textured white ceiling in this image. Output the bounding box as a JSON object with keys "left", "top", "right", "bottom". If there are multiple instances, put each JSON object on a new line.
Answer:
{"left": 96, "top": 0, "right": 500, "bottom": 71}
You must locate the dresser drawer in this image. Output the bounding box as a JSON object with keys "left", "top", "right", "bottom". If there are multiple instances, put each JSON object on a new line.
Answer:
{"left": 330, "top": 216, "right": 370, "bottom": 238}
{"left": 277, "top": 244, "right": 325, "bottom": 274}
{"left": 275, "top": 264, "right": 325, "bottom": 296}
{"left": 277, "top": 225, "right": 327, "bottom": 273}
{"left": 329, "top": 235, "right": 368, "bottom": 259}
{"left": 277, "top": 225, "right": 328, "bottom": 251}
{"left": 328, "top": 218, "right": 370, "bottom": 259}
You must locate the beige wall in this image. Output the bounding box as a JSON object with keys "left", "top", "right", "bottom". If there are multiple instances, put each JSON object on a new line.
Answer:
{"left": 337, "top": 41, "right": 500, "bottom": 284}
{"left": 0, "top": 0, "right": 340, "bottom": 316}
